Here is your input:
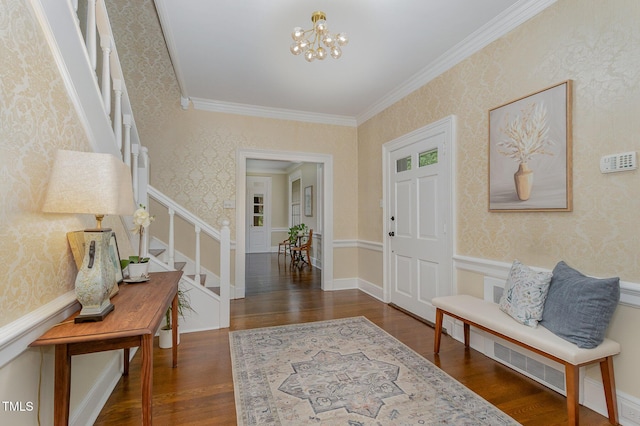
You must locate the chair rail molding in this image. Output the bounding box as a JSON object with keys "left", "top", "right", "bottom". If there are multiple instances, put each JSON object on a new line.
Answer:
{"left": 0, "top": 292, "right": 78, "bottom": 369}
{"left": 453, "top": 254, "right": 640, "bottom": 309}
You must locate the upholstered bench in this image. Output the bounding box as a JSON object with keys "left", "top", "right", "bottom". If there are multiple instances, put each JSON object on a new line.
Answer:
{"left": 432, "top": 295, "right": 620, "bottom": 426}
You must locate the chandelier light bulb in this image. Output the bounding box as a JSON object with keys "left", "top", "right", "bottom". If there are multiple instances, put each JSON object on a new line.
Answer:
{"left": 321, "top": 34, "right": 335, "bottom": 47}
{"left": 316, "top": 22, "right": 328, "bottom": 35}
{"left": 330, "top": 45, "right": 342, "bottom": 59}
{"left": 292, "top": 27, "right": 305, "bottom": 41}
{"left": 290, "top": 10, "right": 348, "bottom": 61}
{"left": 304, "top": 49, "right": 316, "bottom": 62}
{"left": 290, "top": 43, "right": 302, "bottom": 55}
{"left": 299, "top": 39, "right": 310, "bottom": 51}
{"left": 336, "top": 33, "right": 349, "bottom": 46}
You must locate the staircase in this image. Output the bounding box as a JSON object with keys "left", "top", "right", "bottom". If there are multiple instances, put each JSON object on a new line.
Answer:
{"left": 34, "top": 0, "right": 231, "bottom": 329}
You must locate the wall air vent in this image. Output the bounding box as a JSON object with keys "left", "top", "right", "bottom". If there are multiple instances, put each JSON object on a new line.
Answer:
{"left": 483, "top": 276, "right": 573, "bottom": 396}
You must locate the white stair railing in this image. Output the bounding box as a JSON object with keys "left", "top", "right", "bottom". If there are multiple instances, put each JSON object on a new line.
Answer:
{"left": 146, "top": 186, "right": 232, "bottom": 327}
{"left": 39, "top": 0, "right": 233, "bottom": 328}
{"left": 69, "top": 0, "right": 141, "bottom": 177}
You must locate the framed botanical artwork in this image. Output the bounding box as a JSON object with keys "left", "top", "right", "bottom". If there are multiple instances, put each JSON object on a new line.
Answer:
{"left": 304, "top": 185, "right": 313, "bottom": 217}
{"left": 488, "top": 80, "right": 573, "bottom": 212}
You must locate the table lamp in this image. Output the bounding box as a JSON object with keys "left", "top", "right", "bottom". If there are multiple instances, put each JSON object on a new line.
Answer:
{"left": 43, "top": 150, "right": 134, "bottom": 322}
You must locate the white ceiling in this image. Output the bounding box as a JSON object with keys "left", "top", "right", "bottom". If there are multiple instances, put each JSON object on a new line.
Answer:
{"left": 154, "top": 0, "right": 555, "bottom": 126}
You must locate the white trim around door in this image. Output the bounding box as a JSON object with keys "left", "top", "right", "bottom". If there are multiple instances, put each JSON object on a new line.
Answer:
{"left": 236, "top": 149, "right": 334, "bottom": 298}
{"left": 382, "top": 115, "right": 457, "bottom": 311}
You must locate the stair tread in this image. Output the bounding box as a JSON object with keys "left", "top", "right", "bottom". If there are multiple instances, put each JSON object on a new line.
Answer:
{"left": 174, "top": 261, "right": 186, "bottom": 271}
{"left": 207, "top": 287, "right": 220, "bottom": 296}
{"left": 187, "top": 274, "right": 207, "bottom": 286}
{"left": 149, "top": 248, "right": 165, "bottom": 256}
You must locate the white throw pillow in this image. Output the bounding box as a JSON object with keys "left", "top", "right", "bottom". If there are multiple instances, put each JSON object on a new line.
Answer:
{"left": 499, "top": 260, "right": 553, "bottom": 327}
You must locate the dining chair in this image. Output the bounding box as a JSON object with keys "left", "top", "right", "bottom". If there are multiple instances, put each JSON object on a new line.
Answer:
{"left": 290, "top": 229, "right": 313, "bottom": 267}
{"left": 278, "top": 238, "right": 291, "bottom": 258}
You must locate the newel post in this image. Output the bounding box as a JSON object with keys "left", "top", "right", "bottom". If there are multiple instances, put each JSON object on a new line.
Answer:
{"left": 220, "top": 220, "right": 231, "bottom": 328}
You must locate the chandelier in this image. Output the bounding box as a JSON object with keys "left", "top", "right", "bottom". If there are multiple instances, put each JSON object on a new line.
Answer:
{"left": 290, "top": 11, "right": 349, "bottom": 62}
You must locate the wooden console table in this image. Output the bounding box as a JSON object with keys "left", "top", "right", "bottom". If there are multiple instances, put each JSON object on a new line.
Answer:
{"left": 31, "top": 270, "right": 183, "bottom": 425}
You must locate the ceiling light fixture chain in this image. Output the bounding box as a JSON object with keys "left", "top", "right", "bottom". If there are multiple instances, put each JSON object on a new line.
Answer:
{"left": 290, "top": 10, "right": 348, "bottom": 62}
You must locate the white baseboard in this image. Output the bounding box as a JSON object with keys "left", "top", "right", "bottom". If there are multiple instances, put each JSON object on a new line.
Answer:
{"left": 330, "top": 277, "right": 384, "bottom": 302}
{"left": 70, "top": 348, "right": 136, "bottom": 426}
{"left": 332, "top": 278, "right": 358, "bottom": 290}
{"left": 357, "top": 278, "right": 384, "bottom": 301}
{"left": 584, "top": 377, "right": 640, "bottom": 425}
{"left": 447, "top": 308, "right": 640, "bottom": 425}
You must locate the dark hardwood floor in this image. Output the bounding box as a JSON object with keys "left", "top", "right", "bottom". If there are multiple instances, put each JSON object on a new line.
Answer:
{"left": 95, "top": 253, "right": 612, "bottom": 425}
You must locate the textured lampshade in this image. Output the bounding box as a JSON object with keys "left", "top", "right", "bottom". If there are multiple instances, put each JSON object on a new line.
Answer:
{"left": 43, "top": 150, "right": 134, "bottom": 227}
{"left": 43, "top": 149, "right": 135, "bottom": 322}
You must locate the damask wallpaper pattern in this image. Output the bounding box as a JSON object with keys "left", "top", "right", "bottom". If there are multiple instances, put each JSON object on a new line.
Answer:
{"left": 0, "top": 0, "right": 96, "bottom": 326}
{"left": 358, "top": 0, "right": 640, "bottom": 281}
{"left": 106, "top": 0, "right": 359, "bottom": 240}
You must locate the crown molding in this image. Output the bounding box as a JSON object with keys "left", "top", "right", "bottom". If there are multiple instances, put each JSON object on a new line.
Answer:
{"left": 355, "top": 0, "right": 558, "bottom": 125}
{"left": 191, "top": 98, "right": 357, "bottom": 127}
{"left": 154, "top": 0, "right": 190, "bottom": 102}
{"left": 159, "top": 0, "right": 556, "bottom": 128}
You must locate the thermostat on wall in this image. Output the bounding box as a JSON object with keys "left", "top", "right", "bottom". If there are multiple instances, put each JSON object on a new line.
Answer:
{"left": 600, "top": 151, "right": 637, "bottom": 173}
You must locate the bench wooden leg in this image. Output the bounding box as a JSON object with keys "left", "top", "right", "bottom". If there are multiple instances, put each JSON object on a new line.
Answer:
{"left": 434, "top": 309, "right": 444, "bottom": 353}
{"left": 600, "top": 356, "right": 619, "bottom": 425}
{"left": 565, "top": 364, "right": 580, "bottom": 426}
{"left": 463, "top": 323, "right": 470, "bottom": 348}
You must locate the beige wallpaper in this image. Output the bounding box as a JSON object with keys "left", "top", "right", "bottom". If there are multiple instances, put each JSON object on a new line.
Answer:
{"left": 357, "top": 0, "right": 640, "bottom": 396}
{"left": 0, "top": 0, "right": 96, "bottom": 326}
{"left": 358, "top": 0, "right": 640, "bottom": 281}
{"left": 107, "top": 0, "right": 359, "bottom": 243}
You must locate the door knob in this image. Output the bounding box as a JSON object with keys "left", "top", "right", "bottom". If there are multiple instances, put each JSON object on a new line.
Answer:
{"left": 388, "top": 231, "right": 395, "bottom": 237}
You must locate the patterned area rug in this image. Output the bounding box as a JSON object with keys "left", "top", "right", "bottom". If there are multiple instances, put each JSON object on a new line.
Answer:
{"left": 230, "top": 317, "right": 520, "bottom": 425}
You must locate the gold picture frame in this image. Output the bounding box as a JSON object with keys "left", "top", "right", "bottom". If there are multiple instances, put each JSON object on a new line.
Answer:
{"left": 488, "top": 80, "right": 573, "bottom": 212}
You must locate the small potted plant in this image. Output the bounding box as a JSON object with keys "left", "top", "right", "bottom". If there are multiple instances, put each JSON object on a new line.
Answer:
{"left": 159, "top": 286, "right": 193, "bottom": 348}
{"left": 123, "top": 204, "right": 155, "bottom": 279}
{"left": 288, "top": 223, "right": 308, "bottom": 244}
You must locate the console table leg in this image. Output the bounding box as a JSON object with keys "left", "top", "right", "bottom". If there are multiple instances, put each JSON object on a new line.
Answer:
{"left": 123, "top": 348, "right": 130, "bottom": 376}
{"left": 141, "top": 334, "right": 153, "bottom": 425}
{"left": 172, "top": 292, "right": 178, "bottom": 368}
{"left": 54, "top": 344, "right": 71, "bottom": 426}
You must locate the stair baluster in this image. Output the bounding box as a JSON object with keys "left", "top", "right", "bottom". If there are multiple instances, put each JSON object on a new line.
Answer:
{"left": 168, "top": 208, "right": 176, "bottom": 269}
{"left": 194, "top": 226, "right": 202, "bottom": 285}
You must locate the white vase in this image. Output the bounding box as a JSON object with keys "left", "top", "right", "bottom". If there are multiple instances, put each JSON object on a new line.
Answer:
{"left": 159, "top": 327, "right": 179, "bottom": 348}
{"left": 127, "top": 262, "right": 149, "bottom": 279}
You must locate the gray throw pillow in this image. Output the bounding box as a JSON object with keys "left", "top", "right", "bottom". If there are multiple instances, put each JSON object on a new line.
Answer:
{"left": 540, "top": 261, "right": 620, "bottom": 349}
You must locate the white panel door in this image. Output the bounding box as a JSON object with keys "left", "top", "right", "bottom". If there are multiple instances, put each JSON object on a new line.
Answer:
{"left": 387, "top": 122, "right": 452, "bottom": 323}
{"left": 246, "top": 176, "right": 271, "bottom": 253}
